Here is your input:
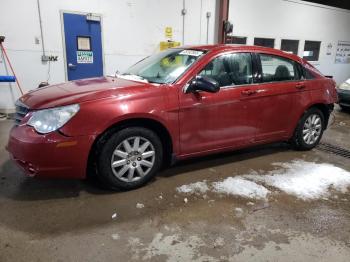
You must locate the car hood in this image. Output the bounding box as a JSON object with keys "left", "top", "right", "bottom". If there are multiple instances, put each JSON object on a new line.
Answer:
{"left": 19, "top": 76, "right": 158, "bottom": 109}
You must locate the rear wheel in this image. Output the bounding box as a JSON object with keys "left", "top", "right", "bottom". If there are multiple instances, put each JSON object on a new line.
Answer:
{"left": 96, "top": 127, "right": 163, "bottom": 190}
{"left": 292, "top": 108, "right": 325, "bottom": 150}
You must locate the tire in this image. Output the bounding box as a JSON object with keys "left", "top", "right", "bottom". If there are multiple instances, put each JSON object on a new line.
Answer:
{"left": 292, "top": 107, "right": 325, "bottom": 151}
{"left": 96, "top": 127, "right": 163, "bottom": 190}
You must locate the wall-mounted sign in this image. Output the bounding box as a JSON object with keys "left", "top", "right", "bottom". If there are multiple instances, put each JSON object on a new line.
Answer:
{"left": 160, "top": 41, "right": 180, "bottom": 51}
{"left": 335, "top": 41, "right": 350, "bottom": 64}
{"left": 77, "top": 51, "right": 93, "bottom": 63}
{"left": 165, "top": 27, "right": 173, "bottom": 39}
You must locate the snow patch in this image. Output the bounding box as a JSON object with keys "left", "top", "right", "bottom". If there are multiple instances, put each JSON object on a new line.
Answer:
{"left": 244, "top": 160, "right": 350, "bottom": 200}
{"left": 176, "top": 161, "right": 350, "bottom": 201}
{"left": 234, "top": 207, "right": 243, "bottom": 213}
{"left": 136, "top": 203, "right": 145, "bottom": 209}
{"left": 111, "top": 233, "right": 120, "bottom": 240}
{"left": 176, "top": 181, "right": 209, "bottom": 194}
{"left": 213, "top": 177, "right": 270, "bottom": 199}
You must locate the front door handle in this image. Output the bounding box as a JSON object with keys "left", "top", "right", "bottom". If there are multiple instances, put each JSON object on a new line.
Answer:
{"left": 295, "top": 83, "right": 306, "bottom": 89}
{"left": 241, "top": 89, "right": 257, "bottom": 96}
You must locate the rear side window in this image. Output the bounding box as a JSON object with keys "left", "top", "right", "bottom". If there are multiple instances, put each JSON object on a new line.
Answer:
{"left": 259, "top": 54, "right": 300, "bottom": 83}
{"left": 199, "top": 53, "right": 253, "bottom": 87}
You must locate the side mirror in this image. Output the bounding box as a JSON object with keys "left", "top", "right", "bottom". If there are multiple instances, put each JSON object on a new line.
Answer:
{"left": 186, "top": 76, "right": 220, "bottom": 93}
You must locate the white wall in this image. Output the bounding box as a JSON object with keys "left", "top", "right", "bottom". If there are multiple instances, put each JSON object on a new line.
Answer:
{"left": 0, "top": 0, "right": 218, "bottom": 111}
{"left": 228, "top": 0, "right": 350, "bottom": 84}
{"left": 2, "top": 0, "right": 349, "bottom": 112}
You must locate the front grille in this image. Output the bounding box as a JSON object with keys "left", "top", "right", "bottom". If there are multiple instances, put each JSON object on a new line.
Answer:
{"left": 14, "top": 100, "right": 29, "bottom": 125}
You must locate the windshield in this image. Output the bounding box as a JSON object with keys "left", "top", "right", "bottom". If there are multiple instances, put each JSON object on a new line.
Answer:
{"left": 122, "top": 49, "right": 205, "bottom": 84}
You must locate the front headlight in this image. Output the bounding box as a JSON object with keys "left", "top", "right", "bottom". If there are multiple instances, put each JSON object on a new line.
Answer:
{"left": 27, "top": 104, "right": 80, "bottom": 134}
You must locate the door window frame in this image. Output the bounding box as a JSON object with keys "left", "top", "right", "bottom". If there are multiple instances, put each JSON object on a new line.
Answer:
{"left": 60, "top": 10, "right": 105, "bottom": 81}
{"left": 188, "top": 52, "right": 257, "bottom": 90}
{"left": 254, "top": 53, "right": 303, "bottom": 84}
{"left": 76, "top": 36, "right": 92, "bottom": 51}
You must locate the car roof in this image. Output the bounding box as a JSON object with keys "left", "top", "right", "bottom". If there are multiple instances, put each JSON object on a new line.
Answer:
{"left": 180, "top": 44, "right": 303, "bottom": 63}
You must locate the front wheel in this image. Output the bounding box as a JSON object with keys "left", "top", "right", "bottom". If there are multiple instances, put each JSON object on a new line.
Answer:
{"left": 292, "top": 108, "right": 325, "bottom": 150}
{"left": 96, "top": 127, "right": 163, "bottom": 190}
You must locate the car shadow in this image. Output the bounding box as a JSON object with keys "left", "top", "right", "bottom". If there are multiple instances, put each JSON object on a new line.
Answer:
{"left": 158, "top": 142, "right": 291, "bottom": 178}
{"left": 0, "top": 159, "right": 114, "bottom": 201}
{"left": 0, "top": 142, "right": 292, "bottom": 202}
{"left": 0, "top": 142, "right": 294, "bottom": 236}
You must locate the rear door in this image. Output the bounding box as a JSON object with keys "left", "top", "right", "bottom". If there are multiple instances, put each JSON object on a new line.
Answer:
{"left": 63, "top": 13, "right": 103, "bottom": 80}
{"left": 252, "top": 53, "right": 304, "bottom": 142}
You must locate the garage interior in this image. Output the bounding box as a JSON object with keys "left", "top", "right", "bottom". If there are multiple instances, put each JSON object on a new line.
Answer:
{"left": 1, "top": 0, "right": 350, "bottom": 261}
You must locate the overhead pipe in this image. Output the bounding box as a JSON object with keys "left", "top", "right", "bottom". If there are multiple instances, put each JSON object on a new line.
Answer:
{"left": 37, "top": 0, "right": 46, "bottom": 59}
{"left": 199, "top": 0, "right": 203, "bottom": 43}
{"left": 181, "top": 0, "right": 186, "bottom": 45}
{"left": 206, "top": 11, "right": 211, "bottom": 44}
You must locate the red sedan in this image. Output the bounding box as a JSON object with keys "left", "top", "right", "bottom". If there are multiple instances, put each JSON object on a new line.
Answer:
{"left": 7, "top": 45, "right": 337, "bottom": 190}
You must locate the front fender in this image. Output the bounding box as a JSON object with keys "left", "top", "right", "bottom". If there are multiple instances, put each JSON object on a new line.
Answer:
{"left": 59, "top": 90, "right": 179, "bottom": 154}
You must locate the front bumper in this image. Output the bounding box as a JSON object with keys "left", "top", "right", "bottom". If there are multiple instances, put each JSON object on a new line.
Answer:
{"left": 337, "top": 89, "right": 350, "bottom": 107}
{"left": 6, "top": 125, "right": 96, "bottom": 179}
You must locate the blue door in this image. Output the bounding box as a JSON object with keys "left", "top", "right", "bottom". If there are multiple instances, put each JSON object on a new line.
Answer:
{"left": 63, "top": 13, "right": 103, "bottom": 80}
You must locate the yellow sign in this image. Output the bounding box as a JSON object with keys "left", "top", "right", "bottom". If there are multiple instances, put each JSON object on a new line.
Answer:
{"left": 160, "top": 41, "right": 181, "bottom": 51}
{"left": 165, "top": 27, "right": 173, "bottom": 38}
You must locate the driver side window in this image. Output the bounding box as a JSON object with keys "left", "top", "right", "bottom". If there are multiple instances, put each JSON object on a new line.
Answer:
{"left": 199, "top": 53, "right": 253, "bottom": 87}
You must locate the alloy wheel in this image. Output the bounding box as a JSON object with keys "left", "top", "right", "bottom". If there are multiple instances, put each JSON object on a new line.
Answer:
{"left": 110, "top": 136, "right": 155, "bottom": 182}
{"left": 302, "top": 114, "right": 322, "bottom": 145}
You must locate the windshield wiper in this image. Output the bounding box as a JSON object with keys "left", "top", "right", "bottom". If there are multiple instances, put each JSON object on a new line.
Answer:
{"left": 120, "top": 73, "right": 149, "bottom": 83}
{"left": 121, "top": 73, "right": 166, "bottom": 84}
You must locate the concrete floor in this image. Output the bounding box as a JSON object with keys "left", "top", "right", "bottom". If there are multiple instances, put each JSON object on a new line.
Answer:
{"left": 0, "top": 107, "right": 349, "bottom": 262}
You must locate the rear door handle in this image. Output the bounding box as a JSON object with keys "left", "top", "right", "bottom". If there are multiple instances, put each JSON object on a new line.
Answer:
{"left": 241, "top": 89, "right": 257, "bottom": 96}
{"left": 295, "top": 83, "right": 306, "bottom": 89}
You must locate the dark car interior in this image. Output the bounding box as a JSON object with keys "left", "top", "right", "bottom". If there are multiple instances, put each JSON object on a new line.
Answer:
{"left": 199, "top": 54, "right": 253, "bottom": 87}
{"left": 262, "top": 64, "right": 295, "bottom": 82}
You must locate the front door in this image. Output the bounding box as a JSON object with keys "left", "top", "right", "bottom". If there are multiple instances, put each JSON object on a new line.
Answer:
{"left": 179, "top": 52, "right": 259, "bottom": 155}
{"left": 63, "top": 13, "right": 103, "bottom": 81}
